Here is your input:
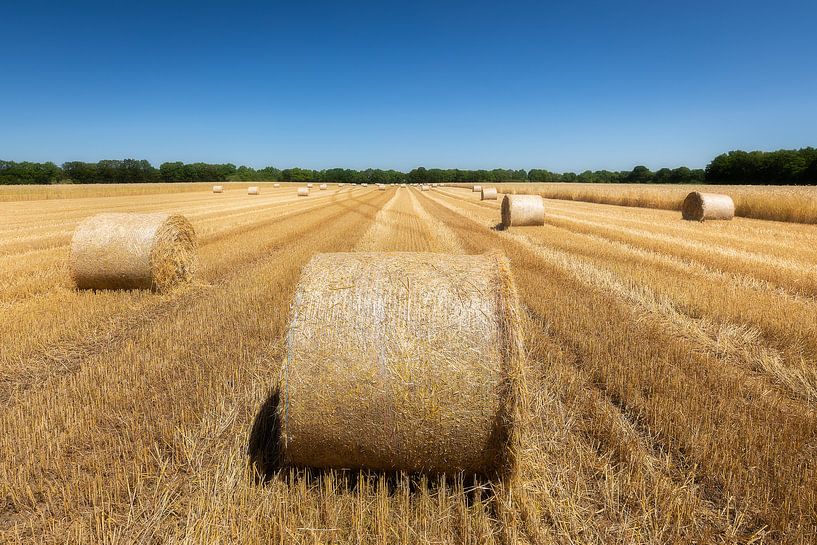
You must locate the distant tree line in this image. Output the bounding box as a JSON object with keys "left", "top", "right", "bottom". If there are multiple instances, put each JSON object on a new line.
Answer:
{"left": 1, "top": 147, "right": 816, "bottom": 185}
{"left": 705, "top": 148, "right": 817, "bottom": 184}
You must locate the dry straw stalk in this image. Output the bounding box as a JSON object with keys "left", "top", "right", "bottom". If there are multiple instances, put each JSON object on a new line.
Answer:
{"left": 501, "top": 194, "right": 545, "bottom": 227}
{"left": 682, "top": 191, "right": 735, "bottom": 221}
{"left": 481, "top": 187, "right": 498, "bottom": 200}
{"left": 276, "top": 251, "right": 525, "bottom": 476}
{"left": 70, "top": 212, "right": 197, "bottom": 292}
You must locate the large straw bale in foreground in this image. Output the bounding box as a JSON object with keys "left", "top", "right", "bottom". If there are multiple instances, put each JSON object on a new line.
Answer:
{"left": 212, "top": 185, "right": 223, "bottom": 193}
{"left": 248, "top": 186, "right": 259, "bottom": 195}
{"left": 297, "top": 187, "right": 309, "bottom": 196}
{"left": 481, "top": 187, "right": 498, "bottom": 200}
{"left": 70, "top": 213, "right": 197, "bottom": 291}
{"left": 276, "top": 251, "right": 524, "bottom": 476}
{"left": 501, "top": 194, "right": 545, "bottom": 227}
{"left": 681, "top": 191, "right": 735, "bottom": 221}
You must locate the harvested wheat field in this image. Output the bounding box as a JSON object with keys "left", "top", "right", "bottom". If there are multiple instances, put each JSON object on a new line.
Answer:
{"left": 1, "top": 182, "right": 817, "bottom": 544}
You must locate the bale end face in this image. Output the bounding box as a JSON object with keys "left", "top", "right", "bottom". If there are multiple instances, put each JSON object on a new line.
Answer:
{"left": 501, "top": 195, "right": 545, "bottom": 227}
{"left": 70, "top": 213, "right": 197, "bottom": 292}
{"left": 273, "top": 251, "right": 525, "bottom": 478}
{"left": 681, "top": 191, "right": 735, "bottom": 221}
{"left": 481, "top": 187, "right": 498, "bottom": 200}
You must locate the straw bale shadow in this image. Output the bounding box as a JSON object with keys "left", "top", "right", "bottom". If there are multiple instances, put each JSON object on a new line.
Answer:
{"left": 248, "top": 387, "right": 498, "bottom": 504}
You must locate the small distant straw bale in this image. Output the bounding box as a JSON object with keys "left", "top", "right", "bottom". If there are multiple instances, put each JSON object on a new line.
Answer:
{"left": 298, "top": 187, "right": 309, "bottom": 196}
{"left": 681, "top": 192, "right": 735, "bottom": 221}
{"left": 501, "top": 195, "right": 545, "bottom": 227}
{"left": 319, "top": 184, "right": 328, "bottom": 190}
{"left": 481, "top": 187, "right": 498, "bottom": 200}
{"left": 473, "top": 185, "right": 482, "bottom": 192}
{"left": 248, "top": 186, "right": 259, "bottom": 195}
{"left": 273, "top": 183, "right": 281, "bottom": 188}
{"left": 421, "top": 185, "right": 430, "bottom": 191}
{"left": 273, "top": 251, "right": 524, "bottom": 476}
{"left": 70, "top": 213, "right": 197, "bottom": 291}
{"left": 212, "top": 185, "right": 223, "bottom": 193}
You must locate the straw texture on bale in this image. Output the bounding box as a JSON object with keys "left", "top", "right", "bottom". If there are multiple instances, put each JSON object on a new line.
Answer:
{"left": 319, "top": 184, "right": 327, "bottom": 190}
{"left": 70, "top": 213, "right": 197, "bottom": 292}
{"left": 276, "top": 251, "right": 524, "bottom": 476}
{"left": 681, "top": 191, "right": 735, "bottom": 221}
{"left": 297, "top": 187, "right": 309, "bottom": 196}
{"left": 481, "top": 187, "right": 498, "bottom": 200}
{"left": 212, "top": 185, "right": 224, "bottom": 193}
{"left": 273, "top": 183, "right": 280, "bottom": 188}
{"left": 248, "top": 186, "right": 259, "bottom": 195}
{"left": 501, "top": 194, "right": 545, "bottom": 227}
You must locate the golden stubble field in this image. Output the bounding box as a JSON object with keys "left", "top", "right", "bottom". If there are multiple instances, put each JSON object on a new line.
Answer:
{"left": 1, "top": 183, "right": 816, "bottom": 544}
{"left": 481, "top": 182, "right": 817, "bottom": 224}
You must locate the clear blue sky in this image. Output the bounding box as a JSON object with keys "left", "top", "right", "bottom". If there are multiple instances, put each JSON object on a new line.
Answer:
{"left": 2, "top": 0, "right": 815, "bottom": 172}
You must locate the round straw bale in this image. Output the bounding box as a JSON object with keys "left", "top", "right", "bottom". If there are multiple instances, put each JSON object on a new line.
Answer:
{"left": 248, "top": 186, "right": 259, "bottom": 195}
{"left": 681, "top": 192, "right": 735, "bottom": 221}
{"left": 70, "top": 213, "right": 197, "bottom": 291}
{"left": 501, "top": 194, "right": 545, "bottom": 227}
{"left": 481, "top": 187, "right": 498, "bottom": 200}
{"left": 421, "top": 184, "right": 430, "bottom": 191}
{"left": 378, "top": 184, "right": 386, "bottom": 190}
{"left": 273, "top": 183, "right": 280, "bottom": 188}
{"left": 306, "top": 183, "right": 314, "bottom": 188}
{"left": 319, "top": 183, "right": 328, "bottom": 190}
{"left": 297, "top": 187, "right": 309, "bottom": 196}
{"left": 400, "top": 183, "right": 407, "bottom": 188}
{"left": 212, "top": 185, "right": 223, "bottom": 193}
{"left": 472, "top": 185, "right": 482, "bottom": 192}
{"left": 276, "top": 251, "right": 524, "bottom": 476}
